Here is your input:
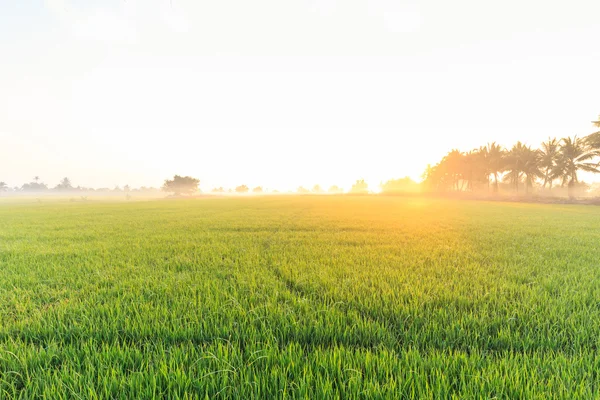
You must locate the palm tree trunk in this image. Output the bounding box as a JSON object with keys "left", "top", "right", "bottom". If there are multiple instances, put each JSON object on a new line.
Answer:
{"left": 493, "top": 172, "right": 499, "bottom": 193}
{"left": 568, "top": 180, "right": 574, "bottom": 199}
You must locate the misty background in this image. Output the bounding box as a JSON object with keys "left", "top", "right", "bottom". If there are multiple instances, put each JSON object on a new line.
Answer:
{"left": 2, "top": 0, "right": 600, "bottom": 191}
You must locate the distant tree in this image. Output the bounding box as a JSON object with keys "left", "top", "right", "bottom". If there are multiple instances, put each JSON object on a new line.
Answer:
{"left": 583, "top": 114, "right": 600, "bottom": 149}
{"left": 54, "top": 177, "right": 73, "bottom": 191}
{"left": 312, "top": 184, "right": 324, "bottom": 193}
{"left": 350, "top": 179, "right": 368, "bottom": 194}
{"left": 252, "top": 186, "right": 263, "bottom": 193}
{"left": 503, "top": 142, "right": 527, "bottom": 192}
{"left": 554, "top": 136, "right": 600, "bottom": 198}
{"left": 538, "top": 138, "right": 560, "bottom": 190}
{"left": 380, "top": 177, "right": 419, "bottom": 193}
{"left": 22, "top": 181, "right": 49, "bottom": 191}
{"left": 212, "top": 187, "right": 225, "bottom": 193}
{"left": 521, "top": 146, "right": 542, "bottom": 193}
{"left": 486, "top": 142, "right": 505, "bottom": 192}
{"left": 34, "top": 176, "right": 40, "bottom": 183}
{"left": 162, "top": 175, "right": 200, "bottom": 196}
{"left": 462, "top": 149, "right": 489, "bottom": 191}
{"left": 328, "top": 185, "right": 343, "bottom": 194}
{"left": 0, "top": 182, "right": 7, "bottom": 192}
{"left": 297, "top": 186, "right": 310, "bottom": 194}
{"left": 124, "top": 185, "right": 131, "bottom": 193}
{"left": 235, "top": 185, "right": 249, "bottom": 193}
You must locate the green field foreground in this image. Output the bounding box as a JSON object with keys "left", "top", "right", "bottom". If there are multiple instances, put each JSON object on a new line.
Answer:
{"left": 1, "top": 196, "right": 599, "bottom": 398}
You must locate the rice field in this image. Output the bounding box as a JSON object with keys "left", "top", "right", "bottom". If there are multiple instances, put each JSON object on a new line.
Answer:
{"left": 0, "top": 196, "right": 599, "bottom": 398}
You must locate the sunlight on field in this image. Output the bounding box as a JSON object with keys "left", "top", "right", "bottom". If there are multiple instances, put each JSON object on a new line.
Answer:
{"left": 1, "top": 197, "right": 599, "bottom": 398}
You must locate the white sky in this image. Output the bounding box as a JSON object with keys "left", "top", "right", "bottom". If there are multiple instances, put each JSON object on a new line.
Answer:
{"left": 1, "top": 0, "right": 599, "bottom": 191}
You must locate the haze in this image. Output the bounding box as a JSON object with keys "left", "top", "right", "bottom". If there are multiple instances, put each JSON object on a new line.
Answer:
{"left": 2, "top": 0, "right": 599, "bottom": 191}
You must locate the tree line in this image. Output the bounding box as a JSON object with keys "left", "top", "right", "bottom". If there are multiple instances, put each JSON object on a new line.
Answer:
{"left": 3, "top": 115, "right": 598, "bottom": 198}
{"left": 0, "top": 177, "right": 159, "bottom": 194}
{"left": 161, "top": 175, "right": 363, "bottom": 196}
{"left": 422, "top": 115, "right": 600, "bottom": 197}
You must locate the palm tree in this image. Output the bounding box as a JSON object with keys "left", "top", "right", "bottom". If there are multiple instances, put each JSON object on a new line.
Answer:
{"left": 462, "top": 150, "right": 479, "bottom": 191}
{"left": 503, "top": 142, "right": 527, "bottom": 192}
{"left": 521, "top": 146, "right": 542, "bottom": 193}
{"left": 486, "top": 142, "right": 504, "bottom": 193}
{"left": 34, "top": 176, "right": 40, "bottom": 183}
{"left": 0, "top": 182, "right": 8, "bottom": 192}
{"left": 503, "top": 142, "right": 540, "bottom": 193}
{"left": 472, "top": 146, "right": 492, "bottom": 192}
{"left": 555, "top": 136, "right": 600, "bottom": 198}
{"left": 443, "top": 149, "right": 465, "bottom": 191}
{"left": 538, "top": 138, "right": 559, "bottom": 190}
{"left": 583, "top": 114, "right": 600, "bottom": 149}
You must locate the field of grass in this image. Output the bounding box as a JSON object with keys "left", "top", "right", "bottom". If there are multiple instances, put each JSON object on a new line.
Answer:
{"left": 1, "top": 196, "right": 599, "bottom": 398}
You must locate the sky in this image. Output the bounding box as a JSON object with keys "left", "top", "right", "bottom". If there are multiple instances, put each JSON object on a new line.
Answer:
{"left": 1, "top": 0, "right": 600, "bottom": 192}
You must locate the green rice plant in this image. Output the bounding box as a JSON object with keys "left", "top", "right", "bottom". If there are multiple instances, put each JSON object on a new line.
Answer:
{"left": 0, "top": 196, "right": 599, "bottom": 398}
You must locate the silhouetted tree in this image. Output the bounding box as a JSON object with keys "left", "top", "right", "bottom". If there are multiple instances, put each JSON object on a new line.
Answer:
{"left": 350, "top": 179, "right": 368, "bottom": 194}
{"left": 554, "top": 136, "right": 600, "bottom": 198}
{"left": 538, "top": 138, "right": 560, "bottom": 190}
{"left": 328, "top": 185, "right": 343, "bottom": 194}
{"left": 521, "top": 146, "right": 542, "bottom": 193}
{"left": 0, "top": 182, "right": 7, "bottom": 192}
{"left": 22, "top": 181, "right": 48, "bottom": 191}
{"left": 380, "top": 177, "right": 419, "bottom": 193}
{"left": 463, "top": 149, "right": 490, "bottom": 191}
{"left": 486, "top": 142, "right": 505, "bottom": 193}
{"left": 312, "top": 184, "right": 324, "bottom": 193}
{"left": 583, "top": 115, "right": 600, "bottom": 149}
{"left": 235, "top": 185, "right": 249, "bottom": 193}
{"left": 503, "top": 142, "right": 529, "bottom": 192}
{"left": 297, "top": 186, "right": 310, "bottom": 194}
{"left": 162, "top": 175, "right": 200, "bottom": 196}
{"left": 54, "top": 177, "right": 73, "bottom": 191}
{"left": 212, "top": 187, "right": 225, "bottom": 193}
{"left": 252, "top": 186, "right": 263, "bottom": 193}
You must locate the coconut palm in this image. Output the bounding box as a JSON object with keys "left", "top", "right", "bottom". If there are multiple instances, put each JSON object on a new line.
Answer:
{"left": 583, "top": 114, "right": 600, "bottom": 149}
{"left": 538, "top": 138, "right": 559, "bottom": 189}
{"left": 486, "top": 142, "right": 504, "bottom": 192}
{"left": 442, "top": 149, "right": 465, "bottom": 191}
{"left": 554, "top": 136, "right": 600, "bottom": 198}
{"left": 521, "top": 146, "right": 542, "bottom": 193}
{"left": 462, "top": 150, "right": 479, "bottom": 191}
{"left": 503, "top": 142, "right": 541, "bottom": 193}
{"left": 503, "top": 142, "right": 527, "bottom": 192}
{"left": 474, "top": 146, "right": 489, "bottom": 191}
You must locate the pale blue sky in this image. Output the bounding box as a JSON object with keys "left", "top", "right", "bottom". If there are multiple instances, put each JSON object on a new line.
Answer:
{"left": 2, "top": 0, "right": 600, "bottom": 191}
